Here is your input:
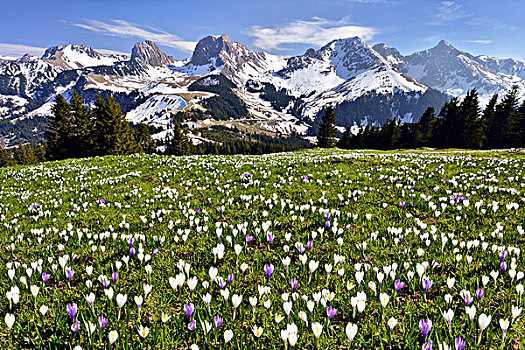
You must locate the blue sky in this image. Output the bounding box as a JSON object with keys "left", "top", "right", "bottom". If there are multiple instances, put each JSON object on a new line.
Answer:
{"left": 1, "top": 0, "right": 524, "bottom": 60}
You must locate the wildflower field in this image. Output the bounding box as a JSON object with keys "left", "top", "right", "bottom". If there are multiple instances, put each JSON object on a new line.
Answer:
{"left": 1, "top": 149, "right": 524, "bottom": 349}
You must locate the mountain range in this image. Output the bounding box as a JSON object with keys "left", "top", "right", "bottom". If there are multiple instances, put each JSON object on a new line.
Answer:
{"left": 1, "top": 34, "right": 524, "bottom": 146}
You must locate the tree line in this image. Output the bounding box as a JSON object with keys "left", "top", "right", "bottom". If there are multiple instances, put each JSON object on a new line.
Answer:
{"left": 337, "top": 87, "right": 525, "bottom": 150}
{"left": 0, "top": 90, "right": 307, "bottom": 168}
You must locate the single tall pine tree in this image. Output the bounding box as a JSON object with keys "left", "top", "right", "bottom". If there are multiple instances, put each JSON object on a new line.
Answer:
{"left": 69, "top": 90, "right": 91, "bottom": 157}
{"left": 317, "top": 106, "right": 337, "bottom": 148}
{"left": 136, "top": 123, "right": 156, "bottom": 153}
{"left": 90, "top": 94, "right": 138, "bottom": 156}
{"left": 45, "top": 94, "right": 72, "bottom": 160}
{"left": 415, "top": 107, "right": 435, "bottom": 147}
{"left": 165, "top": 121, "right": 190, "bottom": 156}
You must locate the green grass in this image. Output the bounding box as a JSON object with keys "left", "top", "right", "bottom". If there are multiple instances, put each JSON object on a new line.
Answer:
{"left": 0, "top": 148, "right": 524, "bottom": 349}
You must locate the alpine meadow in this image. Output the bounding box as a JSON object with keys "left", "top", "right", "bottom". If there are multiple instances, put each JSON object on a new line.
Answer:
{"left": 1, "top": 0, "right": 525, "bottom": 349}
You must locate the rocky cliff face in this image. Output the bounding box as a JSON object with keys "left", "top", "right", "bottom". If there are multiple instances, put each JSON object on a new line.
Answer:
{"left": 131, "top": 40, "right": 175, "bottom": 67}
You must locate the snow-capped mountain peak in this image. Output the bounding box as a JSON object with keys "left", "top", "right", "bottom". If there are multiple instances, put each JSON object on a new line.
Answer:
{"left": 41, "top": 44, "right": 118, "bottom": 70}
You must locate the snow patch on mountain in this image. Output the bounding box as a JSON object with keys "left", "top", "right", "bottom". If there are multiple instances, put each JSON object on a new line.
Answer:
{"left": 125, "top": 95, "right": 187, "bottom": 126}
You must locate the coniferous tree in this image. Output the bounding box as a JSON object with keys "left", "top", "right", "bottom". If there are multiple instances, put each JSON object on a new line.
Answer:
{"left": 492, "top": 86, "right": 519, "bottom": 148}
{"left": 13, "top": 142, "right": 38, "bottom": 165}
{"left": 460, "top": 89, "right": 481, "bottom": 149}
{"left": 338, "top": 127, "right": 352, "bottom": 149}
{"left": 0, "top": 148, "right": 14, "bottom": 167}
{"left": 165, "top": 121, "right": 190, "bottom": 156}
{"left": 479, "top": 94, "right": 498, "bottom": 149}
{"left": 69, "top": 90, "right": 91, "bottom": 157}
{"left": 90, "top": 94, "right": 138, "bottom": 156}
{"left": 415, "top": 107, "right": 435, "bottom": 147}
{"left": 316, "top": 106, "right": 337, "bottom": 148}
{"left": 45, "top": 94, "right": 72, "bottom": 160}
{"left": 136, "top": 123, "right": 156, "bottom": 153}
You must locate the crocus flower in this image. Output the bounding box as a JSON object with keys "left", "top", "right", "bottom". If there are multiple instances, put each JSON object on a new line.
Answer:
{"left": 112, "top": 272, "right": 118, "bottom": 284}
{"left": 419, "top": 318, "right": 432, "bottom": 339}
{"left": 291, "top": 277, "right": 298, "bottom": 291}
{"left": 327, "top": 305, "right": 337, "bottom": 320}
{"left": 455, "top": 337, "right": 466, "bottom": 350}
{"left": 188, "top": 320, "right": 196, "bottom": 331}
{"left": 264, "top": 264, "right": 274, "bottom": 281}
{"left": 42, "top": 272, "right": 50, "bottom": 283}
{"left": 422, "top": 340, "right": 433, "bottom": 350}
{"left": 395, "top": 279, "right": 404, "bottom": 292}
{"left": 71, "top": 320, "right": 80, "bottom": 333}
{"left": 499, "top": 250, "right": 506, "bottom": 262}
{"left": 476, "top": 288, "right": 483, "bottom": 302}
{"left": 184, "top": 303, "right": 194, "bottom": 320}
{"left": 67, "top": 303, "right": 78, "bottom": 321}
{"left": 501, "top": 262, "right": 507, "bottom": 272}
{"left": 214, "top": 315, "right": 223, "bottom": 330}
{"left": 98, "top": 315, "right": 108, "bottom": 330}
{"left": 65, "top": 268, "right": 74, "bottom": 283}
{"left": 267, "top": 233, "right": 274, "bottom": 244}
{"left": 228, "top": 274, "right": 234, "bottom": 285}
{"left": 422, "top": 277, "right": 432, "bottom": 295}
{"left": 245, "top": 234, "right": 253, "bottom": 243}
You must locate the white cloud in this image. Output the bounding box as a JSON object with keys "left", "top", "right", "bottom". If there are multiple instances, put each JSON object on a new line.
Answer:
{"left": 246, "top": 17, "right": 377, "bottom": 51}
{"left": 467, "top": 17, "right": 517, "bottom": 31}
{"left": 73, "top": 19, "right": 197, "bottom": 52}
{"left": 466, "top": 40, "right": 492, "bottom": 44}
{"left": 0, "top": 43, "right": 46, "bottom": 58}
{"left": 430, "top": 1, "right": 471, "bottom": 25}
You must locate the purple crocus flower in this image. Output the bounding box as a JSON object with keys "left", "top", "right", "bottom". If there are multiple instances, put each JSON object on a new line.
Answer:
{"left": 130, "top": 247, "right": 136, "bottom": 257}
{"left": 42, "top": 272, "right": 50, "bottom": 283}
{"left": 464, "top": 293, "right": 473, "bottom": 306}
{"left": 395, "top": 279, "right": 404, "bottom": 292}
{"left": 455, "top": 337, "right": 466, "bottom": 350}
{"left": 325, "top": 221, "right": 330, "bottom": 229}
{"left": 65, "top": 268, "right": 74, "bottom": 283}
{"left": 422, "top": 277, "right": 432, "bottom": 295}
{"left": 422, "top": 339, "right": 433, "bottom": 350}
{"left": 297, "top": 245, "right": 306, "bottom": 254}
{"left": 419, "top": 318, "right": 432, "bottom": 339}
{"left": 112, "top": 272, "right": 118, "bottom": 284}
{"left": 67, "top": 303, "right": 78, "bottom": 321}
{"left": 188, "top": 320, "right": 196, "bottom": 331}
{"left": 264, "top": 264, "right": 274, "bottom": 281}
{"left": 307, "top": 241, "right": 313, "bottom": 251}
{"left": 291, "top": 277, "right": 298, "bottom": 291}
{"left": 327, "top": 305, "right": 337, "bottom": 320}
{"left": 245, "top": 234, "right": 253, "bottom": 243}
{"left": 184, "top": 303, "right": 194, "bottom": 320}
{"left": 267, "top": 233, "right": 274, "bottom": 244}
{"left": 218, "top": 280, "right": 227, "bottom": 289}
{"left": 152, "top": 248, "right": 158, "bottom": 256}
{"left": 102, "top": 278, "right": 111, "bottom": 288}
{"left": 128, "top": 238, "right": 134, "bottom": 248}
{"left": 71, "top": 320, "right": 80, "bottom": 333}
{"left": 501, "top": 261, "right": 507, "bottom": 272}
{"left": 476, "top": 288, "right": 483, "bottom": 302}
{"left": 399, "top": 201, "right": 405, "bottom": 208}
{"left": 98, "top": 315, "right": 108, "bottom": 330}
{"left": 499, "top": 250, "right": 506, "bottom": 262}
{"left": 214, "top": 315, "right": 223, "bottom": 330}
{"left": 228, "top": 273, "right": 234, "bottom": 285}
